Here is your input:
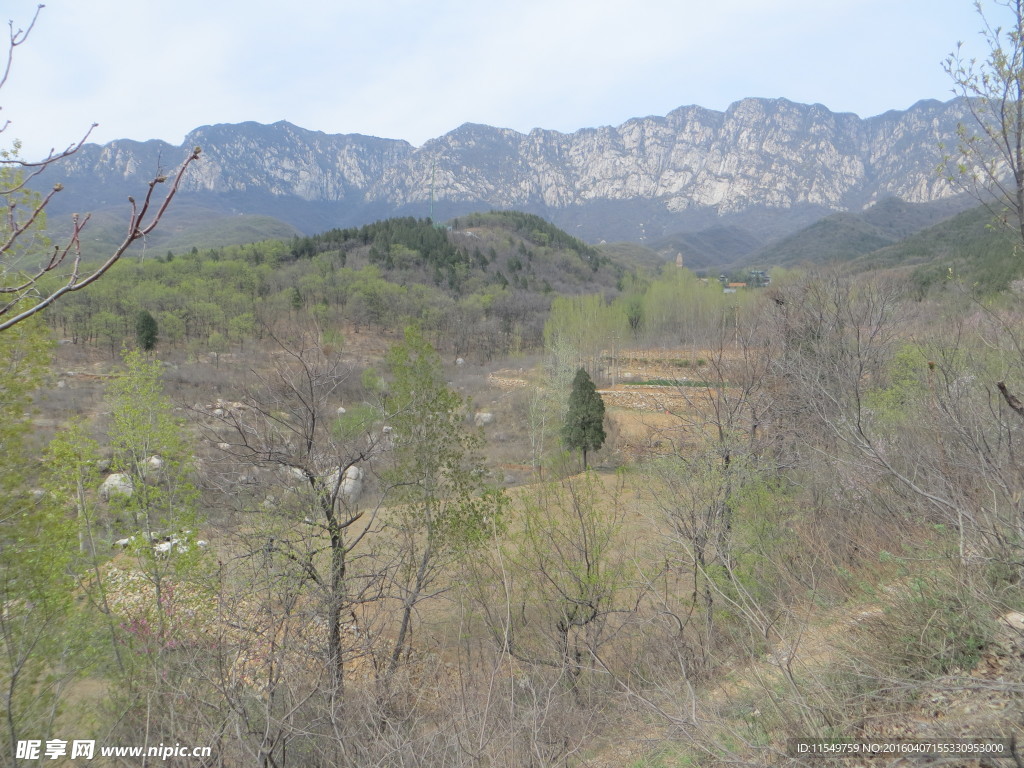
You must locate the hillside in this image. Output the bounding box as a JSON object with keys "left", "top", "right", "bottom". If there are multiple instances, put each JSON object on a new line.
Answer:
{"left": 46, "top": 200, "right": 301, "bottom": 261}
{"left": 747, "top": 196, "right": 974, "bottom": 268}
{"left": 43, "top": 212, "right": 625, "bottom": 359}
{"left": 19, "top": 259, "right": 1024, "bottom": 766}
{"left": 851, "top": 204, "right": 1022, "bottom": 294}
{"left": 645, "top": 225, "right": 763, "bottom": 271}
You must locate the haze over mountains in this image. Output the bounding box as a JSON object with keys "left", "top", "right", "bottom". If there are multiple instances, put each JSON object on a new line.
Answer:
{"left": 39, "top": 96, "right": 977, "bottom": 264}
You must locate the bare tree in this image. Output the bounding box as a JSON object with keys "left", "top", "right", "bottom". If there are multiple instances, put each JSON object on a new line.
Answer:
{"left": 203, "top": 332, "right": 391, "bottom": 689}
{"left": 0, "top": 5, "right": 201, "bottom": 332}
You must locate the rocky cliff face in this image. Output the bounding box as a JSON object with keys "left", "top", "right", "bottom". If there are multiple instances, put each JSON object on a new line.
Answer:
{"left": 40, "top": 97, "right": 972, "bottom": 242}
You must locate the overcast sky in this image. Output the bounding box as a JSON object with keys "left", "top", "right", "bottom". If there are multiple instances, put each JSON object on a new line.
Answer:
{"left": 0, "top": 0, "right": 999, "bottom": 159}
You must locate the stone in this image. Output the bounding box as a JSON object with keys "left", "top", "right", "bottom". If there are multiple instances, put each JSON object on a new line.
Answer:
{"left": 99, "top": 473, "right": 134, "bottom": 501}
{"left": 143, "top": 455, "right": 164, "bottom": 483}
{"left": 324, "top": 465, "right": 364, "bottom": 505}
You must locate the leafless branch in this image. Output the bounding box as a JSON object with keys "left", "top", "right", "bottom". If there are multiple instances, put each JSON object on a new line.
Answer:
{"left": 0, "top": 5, "right": 201, "bottom": 332}
{"left": 0, "top": 146, "right": 201, "bottom": 332}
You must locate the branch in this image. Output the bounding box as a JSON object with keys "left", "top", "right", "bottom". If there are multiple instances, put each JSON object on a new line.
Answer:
{"left": 997, "top": 380, "right": 1024, "bottom": 420}
{"left": 0, "top": 145, "right": 202, "bottom": 333}
{"left": 0, "top": 5, "right": 43, "bottom": 96}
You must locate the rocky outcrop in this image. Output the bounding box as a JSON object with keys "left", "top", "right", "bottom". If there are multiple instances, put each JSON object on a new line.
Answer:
{"left": 38, "top": 98, "right": 974, "bottom": 242}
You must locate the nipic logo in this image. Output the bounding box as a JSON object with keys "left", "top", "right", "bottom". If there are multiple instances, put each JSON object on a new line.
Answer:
{"left": 16, "top": 738, "right": 211, "bottom": 760}
{"left": 16, "top": 739, "right": 95, "bottom": 759}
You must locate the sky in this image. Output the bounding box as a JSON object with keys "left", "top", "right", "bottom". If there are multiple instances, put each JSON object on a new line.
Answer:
{"left": 0, "top": 0, "right": 1001, "bottom": 160}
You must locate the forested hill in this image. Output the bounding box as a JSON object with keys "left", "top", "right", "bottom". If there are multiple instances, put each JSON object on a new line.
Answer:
{"left": 288, "top": 211, "right": 606, "bottom": 293}
{"left": 43, "top": 212, "right": 624, "bottom": 359}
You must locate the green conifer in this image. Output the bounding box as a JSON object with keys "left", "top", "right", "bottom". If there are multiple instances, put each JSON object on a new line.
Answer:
{"left": 135, "top": 309, "right": 158, "bottom": 351}
{"left": 562, "top": 367, "right": 606, "bottom": 469}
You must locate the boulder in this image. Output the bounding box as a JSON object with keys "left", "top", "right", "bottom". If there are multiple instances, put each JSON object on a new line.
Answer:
{"left": 143, "top": 455, "right": 164, "bottom": 483}
{"left": 100, "top": 473, "right": 134, "bottom": 501}
{"left": 340, "top": 465, "right": 363, "bottom": 504}
{"left": 283, "top": 466, "right": 307, "bottom": 482}
{"left": 474, "top": 412, "right": 495, "bottom": 427}
{"left": 323, "top": 465, "right": 364, "bottom": 505}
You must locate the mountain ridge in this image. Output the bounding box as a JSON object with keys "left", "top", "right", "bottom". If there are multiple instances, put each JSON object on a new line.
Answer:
{"left": 36, "top": 96, "right": 977, "bottom": 250}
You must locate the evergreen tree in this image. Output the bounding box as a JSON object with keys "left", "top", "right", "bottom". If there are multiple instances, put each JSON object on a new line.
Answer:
{"left": 562, "top": 368, "right": 606, "bottom": 469}
{"left": 135, "top": 309, "right": 158, "bottom": 351}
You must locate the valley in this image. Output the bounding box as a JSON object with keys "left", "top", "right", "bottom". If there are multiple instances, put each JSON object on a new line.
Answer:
{"left": 6, "top": 10, "right": 1024, "bottom": 761}
{"left": 7, "top": 209, "right": 1024, "bottom": 764}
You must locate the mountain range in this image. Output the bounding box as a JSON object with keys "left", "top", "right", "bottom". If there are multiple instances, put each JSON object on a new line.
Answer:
{"left": 37, "top": 97, "right": 978, "bottom": 262}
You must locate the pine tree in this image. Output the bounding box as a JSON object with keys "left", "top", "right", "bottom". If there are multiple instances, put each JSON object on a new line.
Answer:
{"left": 135, "top": 309, "right": 158, "bottom": 351}
{"left": 562, "top": 367, "right": 606, "bottom": 469}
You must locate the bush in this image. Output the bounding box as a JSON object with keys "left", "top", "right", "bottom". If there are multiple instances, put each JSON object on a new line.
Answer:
{"left": 844, "top": 566, "right": 996, "bottom": 682}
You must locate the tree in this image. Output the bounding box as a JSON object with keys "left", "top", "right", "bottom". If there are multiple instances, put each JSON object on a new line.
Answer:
{"left": 475, "top": 475, "right": 629, "bottom": 691}
{"left": 944, "top": 0, "right": 1024, "bottom": 246}
{"left": 562, "top": 367, "right": 606, "bottom": 469}
{"left": 0, "top": 6, "right": 200, "bottom": 333}
{"left": 381, "top": 327, "right": 505, "bottom": 677}
{"left": 135, "top": 309, "right": 158, "bottom": 351}
{"left": 202, "top": 331, "right": 388, "bottom": 691}
{"left": 0, "top": 316, "right": 75, "bottom": 763}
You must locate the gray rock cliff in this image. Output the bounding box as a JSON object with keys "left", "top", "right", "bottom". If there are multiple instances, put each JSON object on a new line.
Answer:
{"left": 38, "top": 97, "right": 973, "bottom": 243}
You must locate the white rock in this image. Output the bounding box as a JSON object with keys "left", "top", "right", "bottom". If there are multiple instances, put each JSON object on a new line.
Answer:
{"left": 336, "top": 406, "right": 347, "bottom": 416}
{"left": 100, "top": 473, "right": 134, "bottom": 501}
{"left": 474, "top": 412, "right": 495, "bottom": 427}
{"left": 143, "top": 455, "right": 164, "bottom": 483}
{"left": 998, "top": 611, "right": 1024, "bottom": 646}
{"left": 340, "top": 465, "right": 363, "bottom": 503}
{"left": 153, "top": 540, "right": 175, "bottom": 556}
{"left": 455, "top": 358, "right": 465, "bottom": 366}
{"left": 323, "top": 465, "right": 364, "bottom": 505}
